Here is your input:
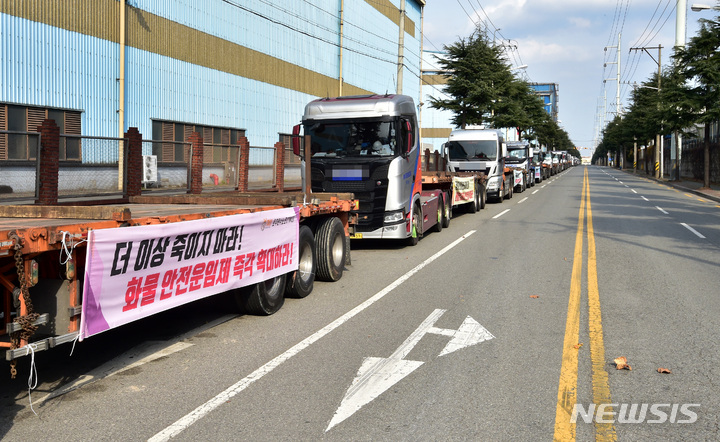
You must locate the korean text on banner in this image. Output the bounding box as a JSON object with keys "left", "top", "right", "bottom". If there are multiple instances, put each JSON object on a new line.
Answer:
{"left": 452, "top": 176, "right": 476, "bottom": 204}
{"left": 80, "top": 207, "right": 299, "bottom": 340}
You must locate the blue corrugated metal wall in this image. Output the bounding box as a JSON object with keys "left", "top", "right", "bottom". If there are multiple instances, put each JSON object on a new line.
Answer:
{"left": 1, "top": 1, "right": 424, "bottom": 165}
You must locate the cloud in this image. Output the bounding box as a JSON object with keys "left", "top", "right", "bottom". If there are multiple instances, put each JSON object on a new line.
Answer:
{"left": 568, "top": 17, "right": 592, "bottom": 28}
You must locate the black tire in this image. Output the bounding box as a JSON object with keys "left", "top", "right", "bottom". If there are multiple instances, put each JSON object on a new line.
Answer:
{"left": 479, "top": 186, "right": 486, "bottom": 209}
{"left": 467, "top": 187, "right": 479, "bottom": 213}
{"left": 407, "top": 203, "right": 422, "bottom": 246}
{"left": 442, "top": 192, "right": 451, "bottom": 228}
{"left": 434, "top": 197, "right": 444, "bottom": 232}
{"left": 316, "top": 217, "right": 346, "bottom": 282}
{"left": 235, "top": 273, "right": 287, "bottom": 315}
{"left": 285, "top": 225, "right": 315, "bottom": 298}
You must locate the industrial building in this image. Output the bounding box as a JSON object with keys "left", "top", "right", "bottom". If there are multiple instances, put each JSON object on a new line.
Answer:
{"left": 1, "top": 0, "right": 424, "bottom": 191}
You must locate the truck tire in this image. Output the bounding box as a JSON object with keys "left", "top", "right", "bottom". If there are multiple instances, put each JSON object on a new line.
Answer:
{"left": 442, "top": 192, "right": 451, "bottom": 228}
{"left": 407, "top": 204, "right": 422, "bottom": 246}
{"left": 235, "top": 273, "right": 287, "bottom": 315}
{"left": 285, "top": 225, "right": 315, "bottom": 298}
{"left": 434, "top": 197, "right": 444, "bottom": 232}
{"left": 316, "top": 216, "right": 345, "bottom": 281}
{"left": 467, "top": 190, "right": 477, "bottom": 213}
{"left": 479, "top": 187, "right": 486, "bottom": 209}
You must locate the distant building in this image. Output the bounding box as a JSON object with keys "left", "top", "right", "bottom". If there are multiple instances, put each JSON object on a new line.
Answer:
{"left": 529, "top": 83, "right": 559, "bottom": 122}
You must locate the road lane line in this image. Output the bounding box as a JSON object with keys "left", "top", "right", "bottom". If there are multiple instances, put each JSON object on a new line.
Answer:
{"left": 554, "top": 169, "right": 586, "bottom": 440}
{"left": 532, "top": 189, "right": 540, "bottom": 194}
{"left": 656, "top": 206, "right": 669, "bottom": 215}
{"left": 681, "top": 223, "right": 706, "bottom": 239}
{"left": 585, "top": 174, "right": 616, "bottom": 441}
{"left": 641, "top": 196, "right": 649, "bottom": 201}
{"left": 493, "top": 209, "right": 511, "bottom": 219}
{"left": 517, "top": 197, "right": 529, "bottom": 204}
{"left": 149, "top": 231, "right": 477, "bottom": 442}
{"left": 631, "top": 189, "right": 637, "bottom": 193}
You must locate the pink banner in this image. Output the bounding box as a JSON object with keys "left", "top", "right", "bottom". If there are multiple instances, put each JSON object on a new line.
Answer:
{"left": 80, "top": 207, "right": 299, "bottom": 340}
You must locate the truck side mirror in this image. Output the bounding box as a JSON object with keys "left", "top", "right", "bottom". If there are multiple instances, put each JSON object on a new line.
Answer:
{"left": 292, "top": 124, "right": 301, "bottom": 156}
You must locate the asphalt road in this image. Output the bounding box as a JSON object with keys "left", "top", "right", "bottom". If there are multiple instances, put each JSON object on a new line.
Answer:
{"left": 2, "top": 166, "right": 719, "bottom": 441}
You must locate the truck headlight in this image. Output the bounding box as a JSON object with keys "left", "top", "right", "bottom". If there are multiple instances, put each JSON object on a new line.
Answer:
{"left": 384, "top": 210, "right": 404, "bottom": 224}
{"left": 487, "top": 176, "right": 501, "bottom": 190}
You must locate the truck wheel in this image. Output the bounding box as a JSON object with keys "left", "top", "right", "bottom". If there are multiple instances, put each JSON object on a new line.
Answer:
{"left": 407, "top": 204, "right": 422, "bottom": 246}
{"left": 285, "top": 225, "right": 315, "bottom": 298}
{"left": 479, "top": 187, "right": 486, "bottom": 209}
{"left": 442, "top": 192, "right": 451, "bottom": 228}
{"left": 316, "top": 217, "right": 345, "bottom": 281}
{"left": 434, "top": 197, "right": 444, "bottom": 232}
{"left": 235, "top": 274, "right": 287, "bottom": 315}
{"left": 468, "top": 187, "right": 479, "bottom": 213}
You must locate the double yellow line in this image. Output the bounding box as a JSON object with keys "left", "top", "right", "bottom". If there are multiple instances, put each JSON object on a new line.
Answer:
{"left": 554, "top": 168, "right": 616, "bottom": 441}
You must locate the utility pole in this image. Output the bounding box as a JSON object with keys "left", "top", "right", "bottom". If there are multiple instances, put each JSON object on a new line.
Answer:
{"left": 603, "top": 34, "right": 622, "bottom": 118}
{"left": 672, "top": 0, "right": 687, "bottom": 181}
{"left": 397, "top": 0, "right": 405, "bottom": 94}
{"left": 629, "top": 45, "right": 662, "bottom": 179}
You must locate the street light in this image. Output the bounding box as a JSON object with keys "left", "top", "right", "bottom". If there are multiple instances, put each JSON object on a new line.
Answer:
{"left": 691, "top": 3, "right": 720, "bottom": 11}
{"left": 510, "top": 64, "right": 528, "bottom": 71}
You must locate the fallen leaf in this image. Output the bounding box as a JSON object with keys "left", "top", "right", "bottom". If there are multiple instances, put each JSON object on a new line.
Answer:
{"left": 564, "top": 257, "right": 567, "bottom": 261}
{"left": 530, "top": 295, "right": 540, "bottom": 299}
{"left": 614, "top": 356, "right": 632, "bottom": 370}
{"left": 657, "top": 367, "right": 672, "bottom": 374}
{"left": 574, "top": 343, "right": 583, "bottom": 349}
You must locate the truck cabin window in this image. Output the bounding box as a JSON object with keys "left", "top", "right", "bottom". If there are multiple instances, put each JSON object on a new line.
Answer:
{"left": 447, "top": 140, "right": 498, "bottom": 161}
{"left": 307, "top": 120, "right": 397, "bottom": 158}
{"left": 507, "top": 149, "right": 527, "bottom": 161}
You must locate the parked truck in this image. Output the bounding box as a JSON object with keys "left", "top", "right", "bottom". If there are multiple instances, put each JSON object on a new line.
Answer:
{"left": 505, "top": 140, "right": 535, "bottom": 193}
{"left": 297, "top": 94, "right": 486, "bottom": 246}
{"left": 531, "top": 149, "right": 548, "bottom": 183}
{"left": 445, "top": 129, "right": 511, "bottom": 203}
{"left": 1, "top": 129, "right": 356, "bottom": 374}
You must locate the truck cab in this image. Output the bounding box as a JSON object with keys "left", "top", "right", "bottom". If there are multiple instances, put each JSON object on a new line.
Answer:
{"left": 445, "top": 129, "right": 511, "bottom": 202}
{"left": 301, "top": 94, "right": 423, "bottom": 242}
{"left": 505, "top": 140, "right": 534, "bottom": 192}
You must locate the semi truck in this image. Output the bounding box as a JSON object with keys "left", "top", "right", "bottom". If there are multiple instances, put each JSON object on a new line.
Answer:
{"left": 1, "top": 129, "right": 356, "bottom": 374}
{"left": 297, "top": 94, "right": 486, "bottom": 246}
{"left": 445, "top": 129, "right": 511, "bottom": 203}
{"left": 505, "top": 140, "right": 535, "bottom": 193}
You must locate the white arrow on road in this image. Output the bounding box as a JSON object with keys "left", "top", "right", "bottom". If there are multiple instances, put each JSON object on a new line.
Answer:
{"left": 326, "top": 309, "right": 494, "bottom": 431}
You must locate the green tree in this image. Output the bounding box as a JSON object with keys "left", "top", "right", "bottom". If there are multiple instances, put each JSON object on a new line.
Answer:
{"left": 428, "top": 29, "right": 510, "bottom": 128}
{"left": 673, "top": 13, "right": 720, "bottom": 188}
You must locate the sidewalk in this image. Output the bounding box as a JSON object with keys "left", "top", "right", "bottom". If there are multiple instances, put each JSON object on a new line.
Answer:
{"left": 617, "top": 168, "right": 720, "bottom": 203}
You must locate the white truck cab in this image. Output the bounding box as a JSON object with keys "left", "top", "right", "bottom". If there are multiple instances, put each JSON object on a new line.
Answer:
{"left": 445, "top": 129, "right": 511, "bottom": 202}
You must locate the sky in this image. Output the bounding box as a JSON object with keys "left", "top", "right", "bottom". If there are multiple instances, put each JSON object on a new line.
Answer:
{"left": 422, "top": 0, "right": 715, "bottom": 157}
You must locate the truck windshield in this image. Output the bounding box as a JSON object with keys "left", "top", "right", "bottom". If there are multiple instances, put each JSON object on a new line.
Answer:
{"left": 447, "top": 140, "right": 497, "bottom": 161}
{"left": 507, "top": 148, "right": 527, "bottom": 162}
{"left": 306, "top": 120, "right": 397, "bottom": 158}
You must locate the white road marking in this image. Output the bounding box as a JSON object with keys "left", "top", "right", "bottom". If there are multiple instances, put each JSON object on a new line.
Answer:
{"left": 149, "top": 231, "right": 477, "bottom": 442}
{"left": 642, "top": 196, "right": 649, "bottom": 201}
{"left": 631, "top": 189, "right": 637, "bottom": 193}
{"left": 656, "top": 206, "right": 669, "bottom": 215}
{"left": 326, "top": 310, "right": 493, "bottom": 431}
{"left": 517, "top": 197, "right": 529, "bottom": 204}
{"left": 493, "top": 209, "right": 511, "bottom": 219}
{"left": 532, "top": 189, "right": 539, "bottom": 194}
{"left": 681, "top": 223, "right": 706, "bottom": 239}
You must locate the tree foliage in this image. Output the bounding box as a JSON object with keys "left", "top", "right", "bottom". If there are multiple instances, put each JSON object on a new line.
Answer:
{"left": 428, "top": 27, "right": 571, "bottom": 151}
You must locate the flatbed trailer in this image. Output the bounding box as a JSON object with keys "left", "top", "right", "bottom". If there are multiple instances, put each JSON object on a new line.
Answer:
{"left": 420, "top": 150, "right": 488, "bottom": 231}
{"left": 1, "top": 128, "right": 356, "bottom": 376}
